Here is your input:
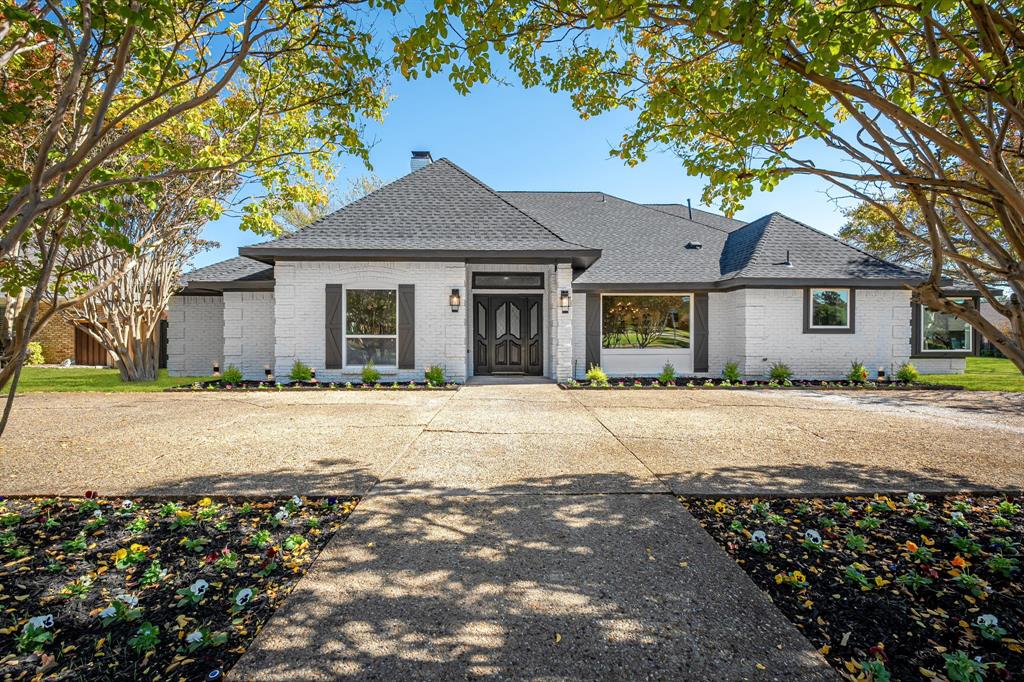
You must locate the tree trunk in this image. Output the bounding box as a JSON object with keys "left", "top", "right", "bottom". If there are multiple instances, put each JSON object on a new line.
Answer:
{"left": 118, "top": 330, "right": 159, "bottom": 382}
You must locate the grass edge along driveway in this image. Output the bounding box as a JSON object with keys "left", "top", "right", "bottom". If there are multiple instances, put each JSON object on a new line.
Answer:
{"left": 16, "top": 368, "right": 210, "bottom": 393}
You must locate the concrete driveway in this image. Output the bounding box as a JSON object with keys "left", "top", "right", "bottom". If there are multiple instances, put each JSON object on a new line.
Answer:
{"left": 3, "top": 381, "right": 1021, "bottom": 497}
{"left": 3, "top": 383, "right": 1022, "bottom": 679}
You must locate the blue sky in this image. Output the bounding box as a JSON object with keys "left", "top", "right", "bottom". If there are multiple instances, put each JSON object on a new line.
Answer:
{"left": 195, "top": 74, "right": 853, "bottom": 269}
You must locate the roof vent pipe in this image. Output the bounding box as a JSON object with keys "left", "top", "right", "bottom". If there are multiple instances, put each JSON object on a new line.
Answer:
{"left": 687, "top": 198, "right": 692, "bottom": 221}
{"left": 783, "top": 250, "right": 793, "bottom": 267}
{"left": 410, "top": 151, "right": 432, "bottom": 172}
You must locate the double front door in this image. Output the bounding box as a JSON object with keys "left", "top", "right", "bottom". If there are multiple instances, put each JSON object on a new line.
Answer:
{"left": 474, "top": 295, "right": 543, "bottom": 375}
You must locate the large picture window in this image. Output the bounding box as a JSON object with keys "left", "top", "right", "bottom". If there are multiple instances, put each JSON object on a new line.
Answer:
{"left": 809, "top": 288, "right": 850, "bottom": 328}
{"left": 922, "top": 301, "right": 973, "bottom": 352}
{"left": 602, "top": 295, "right": 691, "bottom": 349}
{"left": 346, "top": 289, "right": 397, "bottom": 365}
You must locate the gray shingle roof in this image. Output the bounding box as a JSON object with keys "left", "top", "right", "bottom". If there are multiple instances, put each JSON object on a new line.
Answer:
{"left": 499, "top": 192, "right": 731, "bottom": 286}
{"left": 188, "top": 159, "right": 922, "bottom": 291}
{"left": 719, "top": 213, "right": 921, "bottom": 281}
{"left": 181, "top": 256, "right": 273, "bottom": 287}
{"left": 502, "top": 194, "right": 921, "bottom": 287}
{"left": 239, "top": 159, "right": 596, "bottom": 259}
{"left": 643, "top": 203, "right": 747, "bottom": 232}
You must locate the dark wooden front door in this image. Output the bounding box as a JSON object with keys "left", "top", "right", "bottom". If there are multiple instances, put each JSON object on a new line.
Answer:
{"left": 474, "top": 295, "right": 543, "bottom": 375}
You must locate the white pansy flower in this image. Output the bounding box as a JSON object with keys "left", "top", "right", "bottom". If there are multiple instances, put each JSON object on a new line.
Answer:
{"left": 751, "top": 530, "right": 767, "bottom": 544}
{"left": 976, "top": 614, "right": 999, "bottom": 627}
{"left": 26, "top": 614, "right": 54, "bottom": 630}
{"left": 98, "top": 606, "right": 117, "bottom": 619}
{"left": 235, "top": 588, "right": 254, "bottom": 606}
{"left": 189, "top": 579, "right": 209, "bottom": 596}
{"left": 804, "top": 529, "right": 822, "bottom": 545}
{"left": 116, "top": 594, "right": 138, "bottom": 607}
{"left": 185, "top": 630, "right": 204, "bottom": 644}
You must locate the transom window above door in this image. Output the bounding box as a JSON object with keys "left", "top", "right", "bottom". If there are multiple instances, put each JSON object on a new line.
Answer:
{"left": 346, "top": 289, "right": 397, "bottom": 366}
{"left": 601, "top": 295, "right": 691, "bottom": 349}
{"left": 471, "top": 272, "right": 544, "bottom": 289}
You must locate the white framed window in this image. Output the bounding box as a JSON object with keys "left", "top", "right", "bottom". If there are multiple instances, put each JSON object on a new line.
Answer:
{"left": 921, "top": 300, "right": 973, "bottom": 353}
{"left": 345, "top": 288, "right": 398, "bottom": 366}
{"left": 601, "top": 294, "right": 692, "bottom": 349}
{"left": 808, "top": 288, "right": 851, "bottom": 329}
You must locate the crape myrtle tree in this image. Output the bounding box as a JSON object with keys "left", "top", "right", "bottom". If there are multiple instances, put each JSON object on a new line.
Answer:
{"left": 65, "top": 171, "right": 236, "bottom": 383}
{"left": 395, "top": 0, "right": 1024, "bottom": 372}
{"left": 0, "top": 0, "right": 396, "bottom": 431}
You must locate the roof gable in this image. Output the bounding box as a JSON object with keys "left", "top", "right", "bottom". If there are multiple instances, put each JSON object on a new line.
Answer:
{"left": 240, "top": 159, "right": 592, "bottom": 258}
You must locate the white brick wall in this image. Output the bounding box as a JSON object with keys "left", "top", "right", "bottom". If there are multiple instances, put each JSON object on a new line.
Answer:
{"left": 223, "top": 291, "right": 275, "bottom": 380}
{"left": 720, "top": 288, "right": 917, "bottom": 379}
{"left": 273, "top": 260, "right": 467, "bottom": 383}
{"left": 167, "top": 295, "right": 224, "bottom": 376}
{"left": 551, "top": 263, "right": 574, "bottom": 381}
{"left": 571, "top": 289, "right": 587, "bottom": 379}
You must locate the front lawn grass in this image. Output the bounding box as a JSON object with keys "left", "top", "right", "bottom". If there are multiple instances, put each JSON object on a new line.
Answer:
{"left": 684, "top": 494, "right": 1023, "bottom": 682}
{"left": 918, "top": 356, "right": 1024, "bottom": 392}
{"left": 16, "top": 368, "right": 210, "bottom": 393}
{"left": 0, "top": 495, "right": 358, "bottom": 680}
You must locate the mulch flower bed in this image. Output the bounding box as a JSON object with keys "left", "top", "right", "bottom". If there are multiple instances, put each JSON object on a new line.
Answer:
{"left": 683, "top": 494, "right": 1023, "bottom": 681}
{"left": 562, "top": 378, "right": 961, "bottom": 390}
{"left": 0, "top": 494, "right": 358, "bottom": 680}
{"left": 166, "top": 380, "right": 459, "bottom": 392}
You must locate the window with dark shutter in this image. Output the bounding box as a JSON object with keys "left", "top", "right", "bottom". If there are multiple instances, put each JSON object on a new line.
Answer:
{"left": 325, "top": 284, "right": 343, "bottom": 369}
{"left": 398, "top": 284, "right": 415, "bottom": 369}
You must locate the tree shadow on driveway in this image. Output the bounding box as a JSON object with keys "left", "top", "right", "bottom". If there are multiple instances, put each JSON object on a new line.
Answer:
{"left": 228, "top": 485, "right": 836, "bottom": 681}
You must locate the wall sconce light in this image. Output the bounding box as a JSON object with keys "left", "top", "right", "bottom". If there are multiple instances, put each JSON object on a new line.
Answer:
{"left": 264, "top": 365, "right": 273, "bottom": 382}
{"left": 212, "top": 363, "right": 220, "bottom": 378}
{"left": 559, "top": 289, "right": 571, "bottom": 314}
{"left": 449, "top": 288, "right": 461, "bottom": 313}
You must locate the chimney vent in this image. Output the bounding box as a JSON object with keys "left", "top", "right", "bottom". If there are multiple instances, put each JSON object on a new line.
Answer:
{"left": 410, "top": 151, "right": 432, "bottom": 172}
{"left": 685, "top": 241, "right": 703, "bottom": 250}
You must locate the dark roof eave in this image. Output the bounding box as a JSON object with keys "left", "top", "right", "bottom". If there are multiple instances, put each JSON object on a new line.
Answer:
{"left": 238, "top": 246, "right": 602, "bottom": 268}
{"left": 571, "top": 276, "right": 945, "bottom": 292}
{"left": 179, "top": 279, "right": 275, "bottom": 294}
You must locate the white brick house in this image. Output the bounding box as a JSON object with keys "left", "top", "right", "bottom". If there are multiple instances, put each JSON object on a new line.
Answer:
{"left": 170, "top": 154, "right": 978, "bottom": 383}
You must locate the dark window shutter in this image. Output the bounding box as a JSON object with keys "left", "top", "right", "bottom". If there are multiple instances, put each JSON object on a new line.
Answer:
{"left": 586, "top": 293, "right": 601, "bottom": 370}
{"left": 693, "top": 292, "right": 709, "bottom": 373}
{"left": 398, "top": 284, "right": 415, "bottom": 369}
{"left": 325, "top": 284, "right": 343, "bottom": 369}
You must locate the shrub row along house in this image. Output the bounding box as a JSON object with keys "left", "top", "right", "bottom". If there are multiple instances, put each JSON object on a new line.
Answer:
{"left": 170, "top": 153, "right": 979, "bottom": 383}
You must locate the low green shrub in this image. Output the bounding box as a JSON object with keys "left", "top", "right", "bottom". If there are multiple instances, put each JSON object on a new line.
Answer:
{"left": 361, "top": 361, "right": 381, "bottom": 385}
{"left": 847, "top": 360, "right": 869, "bottom": 383}
{"left": 585, "top": 365, "right": 609, "bottom": 387}
{"left": 895, "top": 362, "right": 919, "bottom": 383}
{"left": 289, "top": 359, "right": 312, "bottom": 382}
{"left": 722, "top": 361, "right": 741, "bottom": 382}
{"left": 221, "top": 365, "right": 243, "bottom": 385}
{"left": 25, "top": 342, "right": 44, "bottom": 365}
{"left": 658, "top": 362, "right": 676, "bottom": 384}
{"left": 424, "top": 365, "right": 446, "bottom": 387}
{"left": 768, "top": 361, "right": 793, "bottom": 382}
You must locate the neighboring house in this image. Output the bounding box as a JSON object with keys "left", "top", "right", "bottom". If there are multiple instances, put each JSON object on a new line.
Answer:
{"left": 169, "top": 153, "right": 979, "bottom": 383}
{"left": 0, "top": 299, "right": 114, "bottom": 367}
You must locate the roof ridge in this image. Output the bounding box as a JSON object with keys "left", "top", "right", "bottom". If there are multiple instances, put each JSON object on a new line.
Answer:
{"left": 719, "top": 214, "right": 773, "bottom": 280}
{"left": 639, "top": 202, "right": 734, "bottom": 235}
{"left": 442, "top": 160, "right": 598, "bottom": 250}
{"left": 768, "top": 211, "right": 923, "bottom": 276}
